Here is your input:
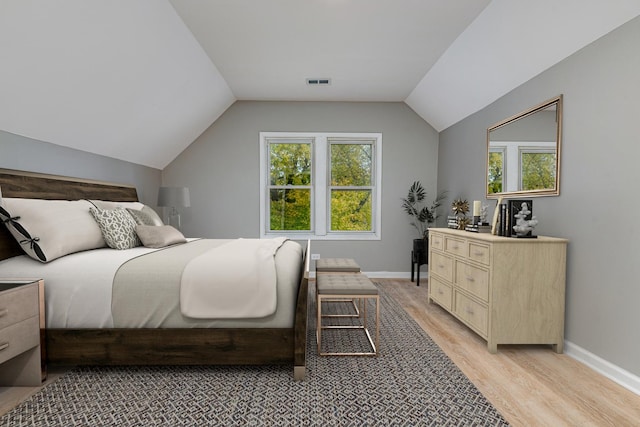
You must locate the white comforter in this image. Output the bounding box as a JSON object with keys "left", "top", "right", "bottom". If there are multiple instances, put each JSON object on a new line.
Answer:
{"left": 180, "top": 237, "right": 288, "bottom": 319}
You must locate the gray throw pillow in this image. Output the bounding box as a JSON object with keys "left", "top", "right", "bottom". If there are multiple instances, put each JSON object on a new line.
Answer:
{"left": 126, "top": 207, "right": 156, "bottom": 226}
{"left": 140, "top": 206, "right": 164, "bottom": 226}
{"left": 135, "top": 225, "right": 186, "bottom": 248}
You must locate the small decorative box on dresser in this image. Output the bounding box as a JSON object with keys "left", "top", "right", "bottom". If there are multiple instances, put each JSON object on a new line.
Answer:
{"left": 428, "top": 228, "right": 568, "bottom": 354}
{"left": 0, "top": 279, "right": 45, "bottom": 386}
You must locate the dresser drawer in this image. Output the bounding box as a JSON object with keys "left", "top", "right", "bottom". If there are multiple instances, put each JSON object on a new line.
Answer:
{"left": 468, "top": 242, "right": 490, "bottom": 265}
{"left": 429, "top": 232, "right": 444, "bottom": 251}
{"left": 455, "top": 261, "right": 489, "bottom": 302}
{"left": 444, "top": 237, "right": 466, "bottom": 257}
{"left": 430, "top": 252, "right": 453, "bottom": 282}
{"left": 454, "top": 292, "right": 488, "bottom": 337}
{"left": 0, "top": 316, "right": 39, "bottom": 365}
{"left": 0, "top": 283, "right": 38, "bottom": 330}
{"left": 429, "top": 276, "right": 452, "bottom": 311}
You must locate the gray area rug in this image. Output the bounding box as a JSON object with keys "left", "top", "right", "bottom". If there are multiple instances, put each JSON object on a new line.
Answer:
{"left": 1, "top": 283, "right": 509, "bottom": 426}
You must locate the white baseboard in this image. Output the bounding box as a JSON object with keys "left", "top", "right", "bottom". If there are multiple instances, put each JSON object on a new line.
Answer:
{"left": 564, "top": 341, "right": 640, "bottom": 396}
{"left": 363, "top": 271, "right": 428, "bottom": 279}
{"left": 308, "top": 271, "right": 427, "bottom": 280}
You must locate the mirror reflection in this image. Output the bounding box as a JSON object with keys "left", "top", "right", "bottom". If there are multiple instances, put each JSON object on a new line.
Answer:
{"left": 487, "top": 95, "right": 562, "bottom": 198}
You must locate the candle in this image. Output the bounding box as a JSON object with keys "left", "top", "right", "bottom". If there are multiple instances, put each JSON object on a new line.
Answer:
{"left": 473, "top": 200, "right": 481, "bottom": 217}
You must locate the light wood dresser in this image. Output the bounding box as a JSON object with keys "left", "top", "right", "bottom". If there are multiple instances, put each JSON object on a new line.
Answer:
{"left": 428, "top": 228, "right": 567, "bottom": 353}
{"left": 0, "top": 279, "right": 45, "bottom": 386}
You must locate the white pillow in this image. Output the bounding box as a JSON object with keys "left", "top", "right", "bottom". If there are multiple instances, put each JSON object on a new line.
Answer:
{"left": 0, "top": 198, "right": 106, "bottom": 262}
{"left": 89, "top": 207, "right": 141, "bottom": 250}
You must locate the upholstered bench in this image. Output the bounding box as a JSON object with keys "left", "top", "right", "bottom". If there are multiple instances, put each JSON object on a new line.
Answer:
{"left": 315, "top": 257, "right": 360, "bottom": 273}
{"left": 316, "top": 273, "right": 379, "bottom": 356}
{"left": 315, "top": 258, "right": 362, "bottom": 317}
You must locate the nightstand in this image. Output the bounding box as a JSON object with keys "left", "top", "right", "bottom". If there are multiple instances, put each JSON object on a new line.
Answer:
{"left": 0, "top": 279, "right": 46, "bottom": 386}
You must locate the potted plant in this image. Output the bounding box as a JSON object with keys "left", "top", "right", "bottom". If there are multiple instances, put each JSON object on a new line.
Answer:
{"left": 401, "top": 181, "right": 446, "bottom": 265}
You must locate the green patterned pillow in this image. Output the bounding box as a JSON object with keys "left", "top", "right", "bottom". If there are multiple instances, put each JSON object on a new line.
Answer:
{"left": 89, "top": 207, "right": 141, "bottom": 250}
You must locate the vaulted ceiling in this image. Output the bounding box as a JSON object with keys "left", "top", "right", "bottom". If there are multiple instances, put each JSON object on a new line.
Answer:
{"left": 1, "top": 1, "right": 639, "bottom": 169}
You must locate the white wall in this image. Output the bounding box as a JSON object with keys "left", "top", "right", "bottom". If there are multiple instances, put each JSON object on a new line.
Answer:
{"left": 438, "top": 16, "right": 640, "bottom": 381}
{"left": 162, "top": 101, "right": 440, "bottom": 274}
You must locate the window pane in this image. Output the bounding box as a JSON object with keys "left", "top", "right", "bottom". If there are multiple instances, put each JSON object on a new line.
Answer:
{"left": 331, "top": 144, "right": 372, "bottom": 186}
{"left": 269, "top": 189, "right": 311, "bottom": 231}
{"left": 269, "top": 143, "right": 311, "bottom": 186}
{"left": 330, "top": 190, "right": 372, "bottom": 231}
{"left": 488, "top": 151, "right": 503, "bottom": 193}
{"left": 521, "top": 152, "right": 556, "bottom": 190}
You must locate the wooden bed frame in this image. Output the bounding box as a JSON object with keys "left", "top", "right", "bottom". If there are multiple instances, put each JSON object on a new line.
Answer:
{"left": 0, "top": 168, "right": 310, "bottom": 380}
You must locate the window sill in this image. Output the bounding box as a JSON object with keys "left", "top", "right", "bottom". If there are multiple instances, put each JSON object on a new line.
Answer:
{"left": 261, "top": 232, "right": 380, "bottom": 241}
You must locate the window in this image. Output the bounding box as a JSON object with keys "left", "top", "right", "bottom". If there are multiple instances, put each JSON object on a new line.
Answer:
{"left": 488, "top": 142, "right": 555, "bottom": 193}
{"left": 260, "top": 132, "right": 382, "bottom": 240}
{"left": 519, "top": 148, "right": 556, "bottom": 191}
{"left": 487, "top": 147, "right": 505, "bottom": 194}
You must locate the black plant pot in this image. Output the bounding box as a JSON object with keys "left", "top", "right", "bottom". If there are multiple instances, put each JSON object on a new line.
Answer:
{"left": 412, "top": 238, "right": 428, "bottom": 265}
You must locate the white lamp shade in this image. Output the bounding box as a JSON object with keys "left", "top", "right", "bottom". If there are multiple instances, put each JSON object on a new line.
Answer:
{"left": 157, "top": 187, "right": 190, "bottom": 208}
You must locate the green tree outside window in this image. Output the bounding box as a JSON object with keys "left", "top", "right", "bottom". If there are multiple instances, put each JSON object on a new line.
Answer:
{"left": 269, "top": 143, "right": 312, "bottom": 231}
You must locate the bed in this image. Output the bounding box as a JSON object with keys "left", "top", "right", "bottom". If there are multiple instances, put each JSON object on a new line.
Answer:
{"left": 0, "top": 168, "right": 310, "bottom": 380}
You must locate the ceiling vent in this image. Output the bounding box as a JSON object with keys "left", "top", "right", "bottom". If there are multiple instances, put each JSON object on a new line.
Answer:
{"left": 306, "top": 78, "right": 331, "bottom": 86}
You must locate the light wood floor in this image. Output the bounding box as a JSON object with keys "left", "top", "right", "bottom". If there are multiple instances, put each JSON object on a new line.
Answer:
{"left": 2, "top": 279, "right": 639, "bottom": 425}
{"left": 379, "top": 278, "right": 640, "bottom": 427}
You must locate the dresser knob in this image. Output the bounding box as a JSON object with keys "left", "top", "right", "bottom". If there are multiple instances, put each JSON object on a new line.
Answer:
{"left": 466, "top": 276, "right": 475, "bottom": 282}
{"left": 0, "top": 342, "right": 9, "bottom": 352}
{"left": 0, "top": 309, "right": 7, "bottom": 317}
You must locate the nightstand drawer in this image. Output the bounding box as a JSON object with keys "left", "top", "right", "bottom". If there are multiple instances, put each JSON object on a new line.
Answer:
{"left": 0, "top": 316, "right": 39, "bottom": 365}
{"left": 0, "top": 283, "right": 39, "bottom": 330}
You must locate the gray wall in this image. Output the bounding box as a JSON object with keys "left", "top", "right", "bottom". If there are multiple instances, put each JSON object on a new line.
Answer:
{"left": 162, "top": 101, "right": 440, "bottom": 273}
{"left": 438, "top": 16, "right": 640, "bottom": 377}
{"left": 490, "top": 110, "right": 557, "bottom": 141}
{"left": 0, "top": 130, "right": 161, "bottom": 206}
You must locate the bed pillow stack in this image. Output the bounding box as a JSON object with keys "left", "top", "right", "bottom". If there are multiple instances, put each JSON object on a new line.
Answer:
{"left": 0, "top": 196, "right": 185, "bottom": 261}
{"left": 88, "top": 201, "right": 181, "bottom": 250}
{"left": 125, "top": 206, "right": 187, "bottom": 248}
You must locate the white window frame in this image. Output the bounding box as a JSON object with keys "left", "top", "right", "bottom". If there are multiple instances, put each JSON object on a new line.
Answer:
{"left": 260, "top": 132, "right": 382, "bottom": 240}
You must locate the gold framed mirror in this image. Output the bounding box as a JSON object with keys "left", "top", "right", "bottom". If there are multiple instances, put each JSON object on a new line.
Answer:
{"left": 486, "top": 95, "right": 562, "bottom": 198}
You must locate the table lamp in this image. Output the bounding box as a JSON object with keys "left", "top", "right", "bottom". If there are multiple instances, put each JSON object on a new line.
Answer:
{"left": 157, "top": 186, "right": 190, "bottom": 230}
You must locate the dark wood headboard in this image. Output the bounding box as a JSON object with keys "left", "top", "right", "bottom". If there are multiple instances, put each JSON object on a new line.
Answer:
{"left": 0, "top": 168, "right": 139, "bottom": 261}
